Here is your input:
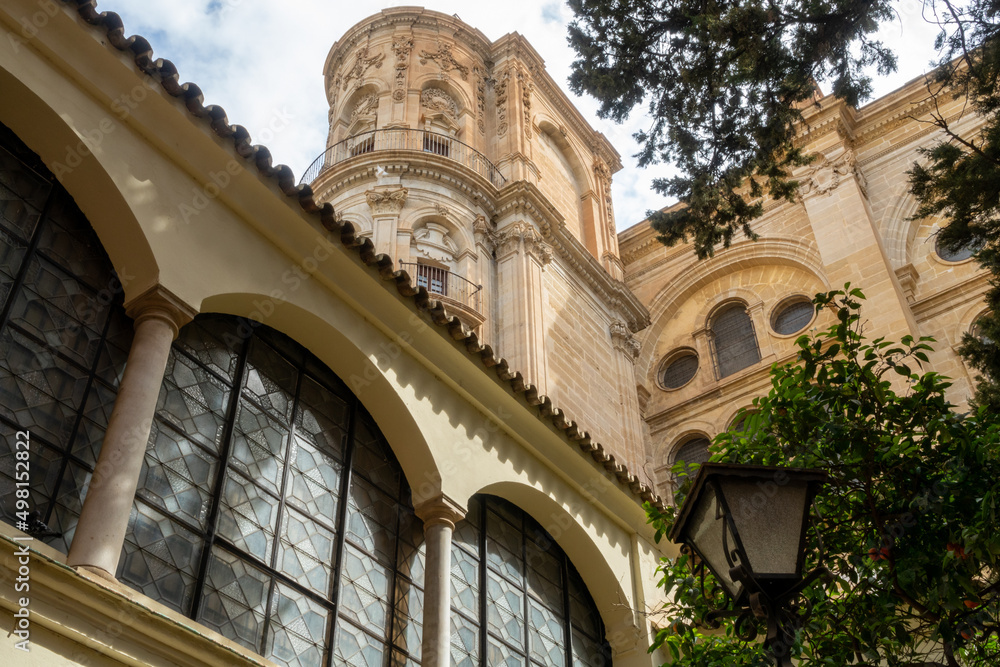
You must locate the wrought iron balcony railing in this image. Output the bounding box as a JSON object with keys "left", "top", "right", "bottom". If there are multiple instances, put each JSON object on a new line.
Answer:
{"left": 399, "top": 261, "right": 483, "bottom": 320}
{"left": 299, "top": 129, "right": 507, "bottom": 188}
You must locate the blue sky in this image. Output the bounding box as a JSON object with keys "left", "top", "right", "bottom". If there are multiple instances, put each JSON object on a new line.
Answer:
{"left": 103, "top": 0, "right": 945, "bottom": 230}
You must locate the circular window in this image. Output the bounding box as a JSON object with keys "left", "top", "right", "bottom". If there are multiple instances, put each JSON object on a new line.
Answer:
{"left": 660, "top": 351, "right": 699, "bottom": 389}
{"left": 771, "top": 298, "right": 815, "bottom": 336}
{"left": 935, "top": 235, "right": 977, "bottom": 263}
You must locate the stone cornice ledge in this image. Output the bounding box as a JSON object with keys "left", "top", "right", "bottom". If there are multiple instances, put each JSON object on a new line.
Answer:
{"left": 0, "top": 530, "right": 273, "bottom": 666}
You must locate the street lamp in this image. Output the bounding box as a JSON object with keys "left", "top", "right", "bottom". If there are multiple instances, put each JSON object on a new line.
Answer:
{"left": 668, "top": 463, "right": 828, "bottom": 666}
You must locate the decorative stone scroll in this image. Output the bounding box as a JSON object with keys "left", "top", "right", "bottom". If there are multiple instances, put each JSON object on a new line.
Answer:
{"left": 420, "top": 88, "right": 459, "bottom": 119}
{"left": 495, "top": 68, "right": 510, "bottom": 137}
{"left": 351, "top": 93, "right": 379, "bottom": 121}
{"left": 593, "top": 157, "right": 616, "bottom": 232}
{"left": 799, "top": 148, "right": 867, "bottom": 199}
{"left": 365, "top": 187, "right": 408, "bottom": 215}
{"left": 610, "top": 320, "right": 641, "bottom": 359}
{"left": 496, "top": 221, "right": 552, "bottom": 265}
{"left": 342, "top": 46, "right": 386, "bottom": 91}
{"left": 419, "top": 42, "right": 470, "bottom": 80}
{"left": 474, "top": 66, "right": 488, "bottom": 135}
{"left": 392, "top": 37, "right": 413, "bottom": 101}
{"left": 519, "top": 70, "right": 534, "bottom": 140}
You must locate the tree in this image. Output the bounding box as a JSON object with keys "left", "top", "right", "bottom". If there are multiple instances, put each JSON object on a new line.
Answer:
{"left": 567, "top": 0, "right": 1000, "bottom": 406}
{"left": 646, "top": 288, "right": 1000, "bottom": 666}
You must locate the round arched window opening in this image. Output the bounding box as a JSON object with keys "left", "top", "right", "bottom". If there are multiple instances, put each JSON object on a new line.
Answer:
{"left": 659, "top": 350, "right": 699, "bottom": 389}
{"left": 672, "top": 436, "right": 711, "bottom": 488}
{"left": 450, "top": 494, "right": 613, "bottom": 666}
{"left": 710, "top": 302, "right": 761, "bottom": 378}
{"left": 771, "top": 297, "right": 815, "bottom": 336}
{"left": 935, "top": 235, "right": 978, "bottom": 263}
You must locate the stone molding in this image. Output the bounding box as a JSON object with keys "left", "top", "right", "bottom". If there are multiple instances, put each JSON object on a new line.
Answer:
{"left": 392, "top": 36, "right": 413, "bottom": 102}
{"left": 420, "top": 88, "right": 459, "bottom": 119}
{"left": 365, "top": 186, "right": 408, "bottom": 216}
{"left": 495, "top": 221, "right": 553, "bottom": 265}
{"left": 495, "top": 67, "right": 510, "bottom": 137}
{"left": 610, "top": 320, "right": 641, "bottom": 360}
{"left": 798, "top": 148, "right": 867, "bottom": 199}
{"left": 414, "top": 494, "right": 466, "bottom": 529}
{"left": 124, "top": 284, "right": 197, "bottom": 339}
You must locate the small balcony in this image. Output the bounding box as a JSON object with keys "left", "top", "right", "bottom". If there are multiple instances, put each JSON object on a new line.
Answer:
{"left": 400, "top": 261, "right": 485, "bottom": 328}
{"left": 299, "top": 128, "right": 507, "bottom": 189}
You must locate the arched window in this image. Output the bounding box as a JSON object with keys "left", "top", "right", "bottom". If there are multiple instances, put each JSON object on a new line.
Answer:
{"left": 771, "top": 297, "right": 815, "bottom": 336}
{"left": 118, "top": 315, "right": 422, "bottom": 666}
{"left": 710, "top": 303, "right": 761, "bottom": 378}
{"left": 672, "top": 437, "right": 711, "bottom": 488}
{"left": 450, "top": 495, "right": 612, "bottom": 666}
{"left": 0, "top": 121, "right": 132, "bottom": 554}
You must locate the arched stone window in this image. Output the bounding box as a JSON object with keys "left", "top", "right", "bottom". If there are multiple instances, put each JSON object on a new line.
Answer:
{"left": 450, "top": 495, "right": 612, "bottom": 666}
{"left": 118, "top": 315, "right": 423, "bottom": 666}
{"left": 0, "top": 121, "right": 132, "bottom": 554}
{"left": 710, "top": 302, "right": 761, "bottom": 378}
{"left": 672, "top": 436, "right": 711, "bottom": 488}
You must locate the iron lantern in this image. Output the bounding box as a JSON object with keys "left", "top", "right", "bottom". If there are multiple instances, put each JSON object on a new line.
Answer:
{"left": 668, "top": 463, "right": 828, "bottom": 665}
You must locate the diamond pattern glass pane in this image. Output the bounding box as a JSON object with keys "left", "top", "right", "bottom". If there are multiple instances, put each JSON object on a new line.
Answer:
{"left": 528, "top": 598, "right": 565, "bottom": 664}
{"left": 157, "top": 351, "right": 230, "bottom": 453}
{"left": 137, "top": 420, "right": 218, "bottom": 530}
{"left": 712, "top": 304, "right": 761, "bottom": 377}
{"left": 571, "top": 627, "right": 609, "bottom": 667}
{"left": 392, "top": 576, "right": 423, "bottom": 660}
{"left": 175, "top": 317, "right": 241, "bottom": 381}
{"left": 451, "top": 610, "right": 480, "bottom": 667}
{"left": 296, "top": 377, "right": 348, "bottom": 460}
{"left": 486, "top": 510, "right": 523, "bottom": 584}
{"left": 346, "top": 477, "right": 397, "bottom": 564}
{"left": 38, "top": 198, "right": 115, "bottom": 291}
{"left": 334, "top": 619, "right": 387, "bottom": 667}
{"left": 244, "top": 338, "right": 297, "bottom": 420}
{"left": 231, "top": 400, "right": 288, "bottom": 495}
{"left": 277, "top": 505, "right": 336, "bottom": 597}
{"left": 286, "top": 434, "right": 341, "bottom": 524}
{"left": 118, "top": 501, "right": 203, "bottom": 614}
{"left": 352, "top": 416, "right": 400, "bottom": 494}
{"left": 339, "top": 543, "right": 390, "bottom": 634}
{"left": 217, "top": 471, "right": 279, "bottom": 562}
{"left": 486, "top": 639, "right": 521, "bottom": 667}
{"left": 486, "top": 571, "right": 524, "bottom": 650}
{"left": 452, "top": 545, "right": 480, "bottom": 620}
{"left": 198, "top": 548, "right": 271, "bottom": 652}
{"left": 265, "top": 583, "right": 330, "bottom": 667}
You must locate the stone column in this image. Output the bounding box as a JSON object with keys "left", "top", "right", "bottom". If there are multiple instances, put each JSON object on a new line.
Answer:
{"left": 415, "top": 495, "right": 466, "bottom": 667}
{"left": 610, "top": 321, "right": 645, "bottom": 478}
{"left": 67, "top": 285, "right": 195, "bottom": 578}
{"left": 365, "top": 185, "right": 408, "bottom": 258}
{"left": 495, "top": 221, "right": 552, "bottom": 391}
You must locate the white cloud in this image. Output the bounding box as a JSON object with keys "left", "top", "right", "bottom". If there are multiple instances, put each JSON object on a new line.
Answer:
{"left": 101, "top": 0, "right": 946, "bottom": 232}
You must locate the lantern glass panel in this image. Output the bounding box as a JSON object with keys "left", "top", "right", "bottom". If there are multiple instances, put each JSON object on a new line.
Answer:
{"left": 687, "top": 484, "right": 744, "bottom": 601}
{"left": 719, "top": 478, "right": 809, "bottom": 579}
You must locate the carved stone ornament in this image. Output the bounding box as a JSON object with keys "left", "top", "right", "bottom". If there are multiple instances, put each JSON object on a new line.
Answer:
{"left": 420, "top": 88, "right": 459, "bottom": 118}
{"left": 474, "top": 66, "right": 488, "bottom": 135}
{"left": 610, "top": 320, "right": 641, "bottom": 359}
{"left": 392, "top": 37, "right": 413, "bottom": 102}
{"left": 412, "top": 222, "right": 458, "bottom": 263}
{"left": 351, "top": 93, "right": 379, "bottom": 121}
{"left": 593, "top": 157, "right": 616, "bottom": 230}
{"left": 495, "top": 222, "right": 553, "bottom": 265}
{"left": 799, "top": 148, "right": 867, "bottom": 199}
{"left": 365, "top": 187, "right": 408, "bottom": 216}
{"left": 520, "top": 71, "right": 534, "bottom": 140}
{"left": 495, "top": 68, "right": 510, "bottom": 137}
{"left": 342, "top": 46, "right": 386, "bottom": 91}
{"left": 473, "top": 215, "right": 498, "bottom": 250}
{"left": 419, "top": 42, "right": 470, "bottom": 80}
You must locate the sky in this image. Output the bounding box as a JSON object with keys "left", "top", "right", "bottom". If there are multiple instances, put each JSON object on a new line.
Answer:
{"left": 102, "top": 0, "right": 948, "bottom": 230}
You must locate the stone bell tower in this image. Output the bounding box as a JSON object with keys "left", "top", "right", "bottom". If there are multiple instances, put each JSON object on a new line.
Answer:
{"left": 305, "top": 8, "right": 652, "bottom": 479}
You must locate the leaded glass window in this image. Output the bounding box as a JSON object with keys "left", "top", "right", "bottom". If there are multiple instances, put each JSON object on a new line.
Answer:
{"left": 770, "top": 298, "right": 814, "bottom": 336}
{"left": 710, "top": 303, "right": 761, "bottom": 378}
{"left": 0, "top": 121, "right": 132, "bottom": 553}
{"left": 659, "top": 351, "right": 699, "bottom": 389}
{"left": 118, "top": 315, "right": 423, "bottom": 666}
{"left": 934, "top": 234, "right": 978, "bottom": 263}
{"left": 450, "top": 495, "right": 612, "bottom": 667}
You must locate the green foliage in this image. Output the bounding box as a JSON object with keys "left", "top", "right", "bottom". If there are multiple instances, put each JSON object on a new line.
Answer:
{"left": 647, "top": 288, "right": 1000, "bottom": 666}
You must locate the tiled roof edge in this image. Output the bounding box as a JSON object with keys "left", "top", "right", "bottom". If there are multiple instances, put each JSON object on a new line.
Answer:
{"left": 61, "top": 0, "right": 668, "bottom": 515}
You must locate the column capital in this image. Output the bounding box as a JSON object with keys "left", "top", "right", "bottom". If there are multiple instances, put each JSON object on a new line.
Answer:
{"left": 124, "top": 284, "right": 197, "bottom": 339}
{"left": 365, "top": 186, "right": 408, "bottom": 216}
{"left": 415, "top": 494, "right": 466, "bottom": 530}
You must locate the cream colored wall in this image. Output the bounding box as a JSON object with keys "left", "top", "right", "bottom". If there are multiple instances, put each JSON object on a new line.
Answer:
{"left": 0, "top": 2, "right": 667, "bottom": 664}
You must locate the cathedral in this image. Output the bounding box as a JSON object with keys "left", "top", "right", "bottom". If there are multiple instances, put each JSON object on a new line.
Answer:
{"left": 0, "top": 3, "right": 986, "bottom": 667}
